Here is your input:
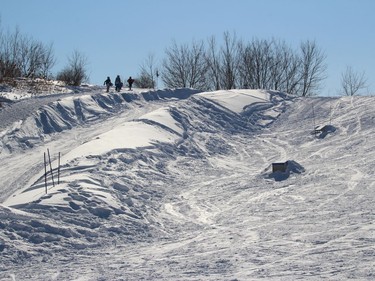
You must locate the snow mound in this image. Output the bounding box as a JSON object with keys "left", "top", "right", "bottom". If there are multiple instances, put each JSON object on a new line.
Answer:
{"left": 264, "top": 160, "right": 306, "bottom": 181}
{"left": 2, "top": 88, "right": 374, "bottom": 280}
{"left": 6, "top": 89, "right": 287, "bottom": 208}
{"left": 313, "top": 124, "right": 337, "bottom": 139}
{"left": 0, "top": 88, "right": 200, "bottom": 154}
{"left": 2, "top": 89, "right": 289, "bottom": 245}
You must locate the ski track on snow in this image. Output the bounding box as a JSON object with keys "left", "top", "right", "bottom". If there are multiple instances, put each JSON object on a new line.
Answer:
{"left": 0, "top": 88, "right": 374, "bottom": 280}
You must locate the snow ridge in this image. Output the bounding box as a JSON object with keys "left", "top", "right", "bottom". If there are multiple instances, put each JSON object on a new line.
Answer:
{"left": 0, "top": 88, "right": 201, "bottom": 154}
{"left": 0, "top": 88, "right": 374, "bottom": 280}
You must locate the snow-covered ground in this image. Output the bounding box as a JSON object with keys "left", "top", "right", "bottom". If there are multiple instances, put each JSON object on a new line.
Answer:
{"left": 0, "top": 85, "right": 374, "bottom": 280}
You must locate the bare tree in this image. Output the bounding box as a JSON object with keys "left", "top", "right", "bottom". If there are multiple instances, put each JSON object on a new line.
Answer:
{"left": 268, "top": 40, "right": 284, "bottom": 90}
{"left": 137, "top": 53, "right": 158, "bottom": 89}
{"left": 57, "top": 50, "right": 89, "bottom": 86}
{"left": 0, "top": 22, "right": 4, "bottom": 81}
{"left": 299, "top": 40, "right": 327, "bottom": 96}
{"left": 135, "top": 70, "right": 155, "bottom": 89}
{"left": 39, "top": 42, "right": 56, "bottom": 79}
{"left": 270, "top": 40, "right": 302, "bottom": 95}
{"left": 340, "top": 66, "right": 368, "bottom": 96}
{"left": 251, "top": 38, "right": 274, "bottom": 89}
{"left": 160, "top": 34, "right": 327, "bottom": 95}
{"left": 282, "top": 51, "right": 301, "bottom": 95}
{"left": 188, "top": 40, "right": 208, "bottom": 89}
{"left": 237, "top": 38, "right": 303, "bottom": 94}
{"left": 0, "top": 27, "right": 22, "bottom": 79}
{"left": 220, "top": 31, "right": 240, "bottom": 89}
{"left": 162, "top": 40, "right": 208, "bottom": 89}
{"left": 237, "top": 42, "right": 254, "bottom": 89}
{"left": 205, "top": 36, "right": 221, "bottom": 90}
{"left": 162, "top": 40, "right": 189, "bottom": 88}
{"left": 238, "top": 38, "right": 277, "bottom": 90}
{"left": 0, "top": 26, "right": 56, "bottom": 80}
{"left": 18, "top": 37, "right": 45, "bottom": 78}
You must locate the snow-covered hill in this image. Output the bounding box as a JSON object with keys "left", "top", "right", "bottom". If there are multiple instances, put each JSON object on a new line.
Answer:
{"left": 0, "top": 86, "right": 374, "bottom": 280}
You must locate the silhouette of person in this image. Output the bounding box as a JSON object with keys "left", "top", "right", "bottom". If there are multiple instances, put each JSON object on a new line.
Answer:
{"left": 104, "top": 76, "right": 112, "bottom": 92}
{"left": 127, "top": 76, "right": 135, "bottom": 90}
{"left": 115, "top": 75, "right": 123, "bottom": 92}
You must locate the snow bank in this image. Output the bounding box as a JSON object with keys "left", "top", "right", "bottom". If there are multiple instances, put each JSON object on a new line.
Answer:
{"left": 0, "top": 88, "right": 200, "bottom": 155}
{"left": 5, "top": 89, "right": 285, "bottom": 208}
{"left": 2, "top": 87, "right": 373, "bottom": 280}
{"left": 61, "top": 121, "right": 181, "bottom": 162}
{"left": 197, "top": 89, "right": 273, "bottom": 113}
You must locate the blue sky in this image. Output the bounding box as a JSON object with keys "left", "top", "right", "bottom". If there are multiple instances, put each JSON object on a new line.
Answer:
{"left": 1, "top": 0, "right": 374, "bottom": 95}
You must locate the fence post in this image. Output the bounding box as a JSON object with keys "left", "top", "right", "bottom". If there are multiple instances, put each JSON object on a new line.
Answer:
{"left": 58, "top": 152, "right": 61, "bottom": 185}
{"left": 312, "top": 104, "right": 317, "bottom": 138}
{"left": 47, "top": 148, "right": 55, "bottom": 187}
{"left": 44, "top": 152, "right": 48, "bottom": 194}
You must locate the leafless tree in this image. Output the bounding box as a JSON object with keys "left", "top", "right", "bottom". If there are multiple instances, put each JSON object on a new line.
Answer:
{"left": 220, "top": 31, "right": 240, "bottom": 89}
{"left": 0, "top": 27, "right": 22, "bottom": 79}
{"left": 39, "top": 42, "right": 56, "bottom": 79}
{"left": 0, "top": 26, "right": 56, "bottom": 80}
{"left": 137, "top": 53, "right": 158, "bottom": 89}
{"left": 205, "top": 36, "right": 221, "bottom": 90}
{"left": 162, "top": 40, "right": 189, "bottom": 88}
{"left": 299, "top": 40, "right": 327, "bottom": 96}
{"left": 282, "top": 51, "right": 301, "bottom": 95}
{"left": 135, "top": 70, "right": 155, "bottom": 89}
{"left": 188, "top": 40, "right": 209, "bottom": 89}
{"left": 270, "top": 40, "right": 302, "bottom": 95}
{"left": 340, "top": 66, "right": 368, "bottom": 96}
{"left": 162, "top": 40, "right": 208, "bottom": 89}
{"left": 267, "top": 40, "right": 284, "bottom": 90}
{"left": 251, "top": 38, "right": 274, "bottom": 89}
{"left": 161, "top": 34, "right": 327, "bottom": 95}
{"left": 18, "top": 37, "right": 45, "bottom": 78}
{"left": 237, "top": 42, "right": 254, "bottom": 89}
{"left": 57, "top": 50, "right": 89, "bottom": 86}
{"left": 238, "top": 38, "right": 276, "bottom": 90}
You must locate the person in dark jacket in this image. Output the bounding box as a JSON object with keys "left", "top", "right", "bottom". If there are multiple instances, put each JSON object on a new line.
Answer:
{"left": 115, "top": 75, "right": 123, "bottom": 92}
{"left": 127, "top": 76, "right": 135, "bottom": 90}
{"left": 104, "top": 76, "right": 112, "bottom": 92}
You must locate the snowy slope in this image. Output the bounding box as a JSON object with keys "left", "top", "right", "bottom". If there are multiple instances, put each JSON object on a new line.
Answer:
{"left": 0, "top": 86, "right": 374, "bottom": 280}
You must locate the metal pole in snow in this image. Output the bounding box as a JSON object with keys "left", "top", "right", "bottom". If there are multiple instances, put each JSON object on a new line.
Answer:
{"left": 329, "top": 99, "right": 332, "bottom": 125}
{"left": 156, "top": 70, "right": 159, "bottom": 90}
{"left": 44, "top": 152, "right": 48, "bottom": 194}
{"left": 58, "top": 152, "right": 61, "bottom": 185}
{"left": 312, "top": 104, "right": 317, "bottom": 137}
{"left": 47, "top": 148, "right": 55, "bottom": 187}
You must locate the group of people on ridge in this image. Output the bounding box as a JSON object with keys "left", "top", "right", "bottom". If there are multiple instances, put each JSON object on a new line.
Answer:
{"left": 104, "top": 75, "right": 134, "bottom": 92}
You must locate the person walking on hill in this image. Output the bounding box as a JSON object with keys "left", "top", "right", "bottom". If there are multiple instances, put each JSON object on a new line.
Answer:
{"left": 104, "top": 76, "right": 112, "bottom": 92}
{"left": 115, "top": 75, "right": 123, "bottom": 92}
{"left": 127, "top": 76, "right": 135, "bottom": 91}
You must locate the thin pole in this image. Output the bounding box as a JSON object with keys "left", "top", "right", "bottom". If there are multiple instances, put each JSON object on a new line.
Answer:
{"left": 58, "top": 152, "right": 61, "bottom": 185}
{"left": 47, "top": 148, "right": 55, "bottom": 187}
{"left": 329, "top": 99, "right": 332, "bottom": 125}
{"left": 155, "top": 70, "right": 159, "bottom": 90}
{"left": 44, "top": 152, "right": 48, "bottom": 194}
{"left": 312, "top": 104, "right": 317, "bottom": 137}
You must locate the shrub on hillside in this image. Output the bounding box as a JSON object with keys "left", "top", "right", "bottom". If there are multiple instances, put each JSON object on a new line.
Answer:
{"left": 56, "top": 50, "right": 89, "bottom": 86}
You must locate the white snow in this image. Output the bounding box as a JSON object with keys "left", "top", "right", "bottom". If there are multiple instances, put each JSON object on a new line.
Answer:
{"left": 0, "top": 85, "right": 374, "bottom": 280}
{"left": 61, "top": 121, "right": 181, "bottom": 163}
{"left": 197, "top": 89, "right": 272, "bottom": 113}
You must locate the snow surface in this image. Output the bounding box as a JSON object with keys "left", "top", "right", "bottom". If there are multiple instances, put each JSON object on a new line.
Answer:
{"left": 0, "top": 85, "right": 374, "bottom": 280}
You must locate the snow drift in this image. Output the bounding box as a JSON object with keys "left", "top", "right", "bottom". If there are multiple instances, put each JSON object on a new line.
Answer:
{"left": 0, "top": 87, "right": 374, "bottom": 280}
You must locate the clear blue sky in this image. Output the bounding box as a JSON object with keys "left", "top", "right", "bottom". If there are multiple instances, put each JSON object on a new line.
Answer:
{"left": 1, "top": 0, "right": 374, "bottom": 95}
